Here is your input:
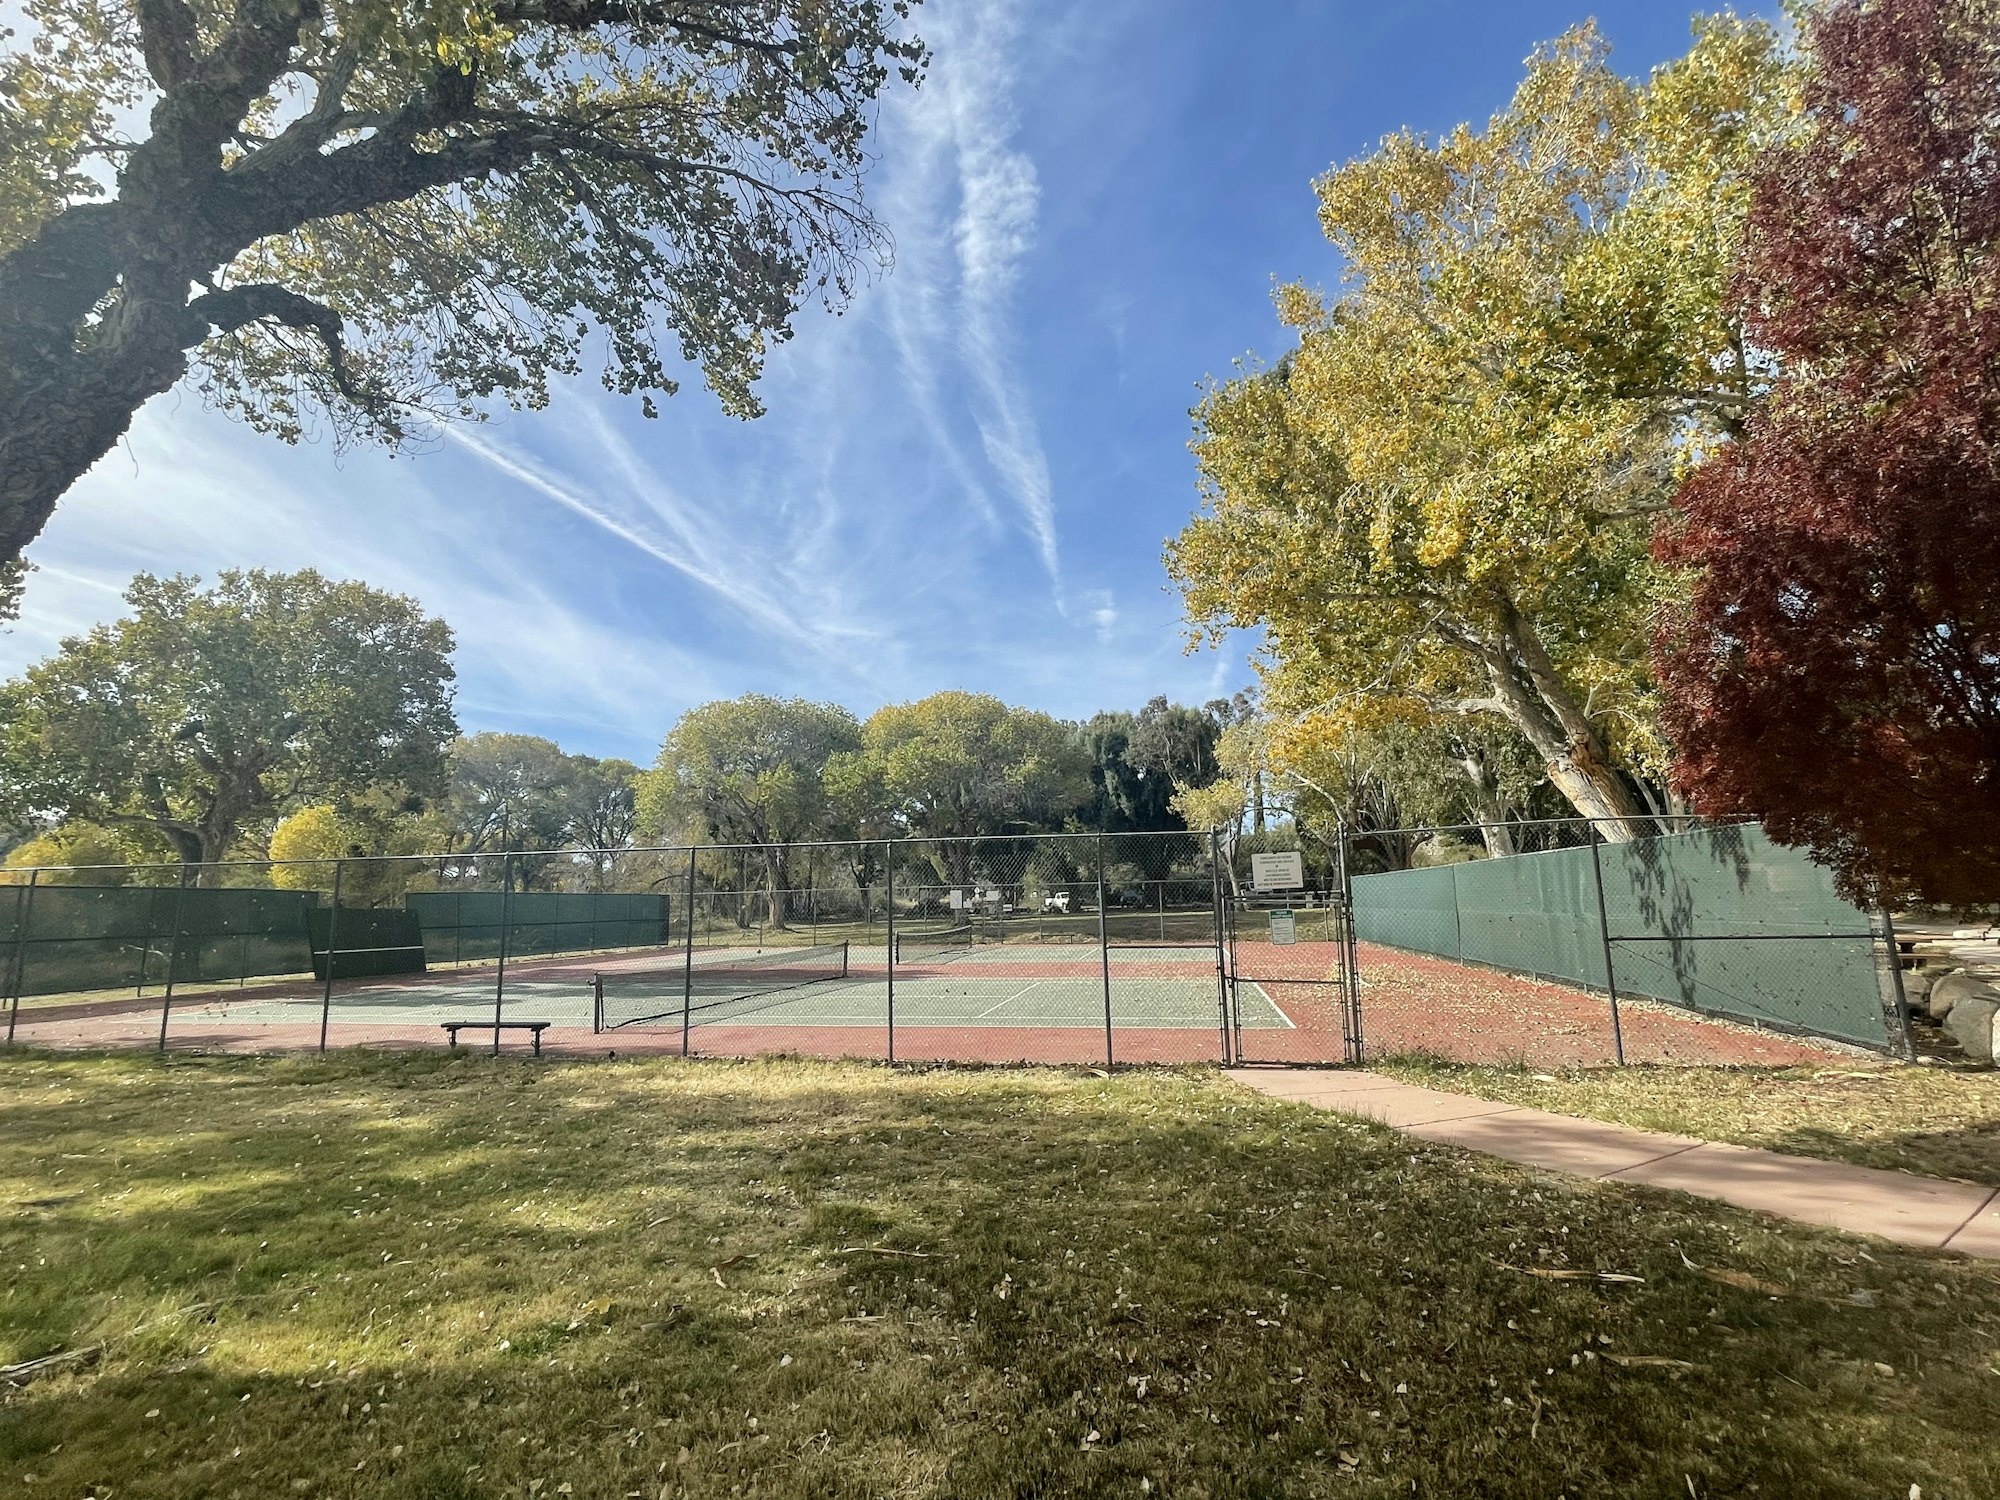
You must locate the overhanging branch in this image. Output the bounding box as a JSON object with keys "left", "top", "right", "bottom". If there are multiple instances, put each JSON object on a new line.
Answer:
{"left": 185, "top": 283, "right": 363, "bottom": 402}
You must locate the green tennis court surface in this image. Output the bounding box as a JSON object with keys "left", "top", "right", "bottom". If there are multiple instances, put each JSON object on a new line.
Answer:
{"left": 167, "top": 970, "right": 1292, "bottom": 1031}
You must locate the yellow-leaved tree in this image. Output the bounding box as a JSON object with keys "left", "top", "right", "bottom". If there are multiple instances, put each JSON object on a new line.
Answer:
{"left": 1167, "top": 19, "right": 1792, "bottom": 840}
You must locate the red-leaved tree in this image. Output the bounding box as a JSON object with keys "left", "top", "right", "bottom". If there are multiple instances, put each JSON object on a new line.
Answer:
{"left": 1655, "top": 0, "right": 2000, "bottom": 907}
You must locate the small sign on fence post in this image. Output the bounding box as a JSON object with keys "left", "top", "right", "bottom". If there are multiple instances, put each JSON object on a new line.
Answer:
{"left": 1251, "top": 851, "right": 1304, "bottom": 892}
{"left": 1268, "top": 909, "right": 1298, "bottom": 945}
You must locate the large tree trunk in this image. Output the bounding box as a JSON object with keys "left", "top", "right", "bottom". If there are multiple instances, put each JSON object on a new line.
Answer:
{"left": 761, "top": 845, "right": 790, "bottom": 930}
{"left": 1454, "top": 746, "right": 1519, "bottom": 857}
{"left": 1472, "top": 600, "right": 1651, "bottom": 841}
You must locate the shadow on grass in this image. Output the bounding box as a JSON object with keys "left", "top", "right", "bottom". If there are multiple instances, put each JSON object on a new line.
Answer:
{"left": 2, "top": 1050, "right": 1998, "bottom": 1498}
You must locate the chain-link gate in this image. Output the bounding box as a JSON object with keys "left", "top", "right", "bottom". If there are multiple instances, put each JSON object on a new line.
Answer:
{"left": 1223, "top": 887, "right": 1360, "bottom": 1065}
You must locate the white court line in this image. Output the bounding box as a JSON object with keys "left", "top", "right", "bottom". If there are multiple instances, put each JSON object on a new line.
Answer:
{"left": 1236, "top": 980, "right": 1297, "bottom": 1029}
{"left": 974, "top": 979, "right": 1047, "bottom": 1018}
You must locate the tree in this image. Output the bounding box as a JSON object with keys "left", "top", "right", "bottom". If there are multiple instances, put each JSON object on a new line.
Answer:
{"left": 1167, "top": 19, "right": 1788, "bottom": 839}
{"left": 0, "top": 569, "right": 456, "bottom": 878}
{"left": 445, "top": 733, "right": 578, "bottom": 870}
{"left": 0, "top": 0, "right": 926, "bottom": 564}
{"left": 1655, "top": 0, "right": 2000, "bottom": 906}
{"left": 0, "top": 821, "right": 158, "bottom": 884}
{"left": 860, "top": 691, "right": 1090, "bottom": 867}
{"left": 436, "top": 733, "right": 639, "bottom": 888}
{"left": 1078, "top": 711, "right": 1176, "bottom": 834}
{"left": 269, "top": 794, "right": 437, "bottom": 903}
{"left": 1125, "top": 697, "right": 1223, "bottom": 804}
{"left": 639, "top": 695, "right": 860, "bottom": 926}
{"left": 822, "top": 745, "right": 892, "bottom": 910}
{"left": 0, "top": 561, "right": 25, "bottom": 626}
{"left": 566, "top": 753, "right": 642, "bottom": 888}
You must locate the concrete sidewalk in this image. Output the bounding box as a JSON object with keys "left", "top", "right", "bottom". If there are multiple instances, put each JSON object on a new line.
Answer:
{"left": 1226, "top": 1068, "right": 2000, "bottom": 1260}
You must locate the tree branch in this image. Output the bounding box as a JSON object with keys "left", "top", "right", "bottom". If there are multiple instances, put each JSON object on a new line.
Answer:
{"left": 490, "top": 0, "right": 805, "bottom": 57}
{"left": 185, "top": 284, "right": 363, "bottom": 402}
{"left": 134, "top": 0, "right": 201, "bottom": 90}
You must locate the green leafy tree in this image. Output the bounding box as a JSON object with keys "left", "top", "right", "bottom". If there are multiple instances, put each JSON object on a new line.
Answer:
{"left": 1077, "top": 712, "right": 1168, "bottom": 834}
{"left": 822, "top": 746, "right": 891, "bottom": 910}
{"left": 567, "top": 753, "right": 642, "bottom": 889}
{"left": 444, "top": 732, "right": 579, "bottom": 885}
{"left": 0, "top": 561, "right": 25, "bottom": 626}
{"left": 639, "top": 695, "right": 860, "bottom": 927}
{"left": 1125, "top": 696, "right": 1223, "bottom": 802}
{"left": 0, "top": 821, "right": 163, "bottom": 885}
{"left": 268, "top": 790, "right": 440, "bottom": 903}
{"left": 0, "top": 0, "right": 926, "bottom": 564}
{"left": 1167, "top": 19, "right": 1789, "bottom": 839}
{"left": 0, "top": 569, "right": 456, "bottom": 880}
{"left": 860, "top": 691, "right": 1091, "bottom": 882}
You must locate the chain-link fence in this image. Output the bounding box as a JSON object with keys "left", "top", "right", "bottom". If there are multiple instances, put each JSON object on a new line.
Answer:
{"left": 1343, "top": 817, "right": 1911, "bottom": 1066}
{"left": 0, "top": 832, "right": 1251, "bottom": 1066}
{"left": 0, "top": 818, "right": 1915, "bottom": 1068}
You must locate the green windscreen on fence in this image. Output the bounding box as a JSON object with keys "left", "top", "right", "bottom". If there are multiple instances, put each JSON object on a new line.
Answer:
{"left": 0, "top": 886, "right": 318, "bottom": 997}
{"left": 1351, "top": 825, "right": 1894, "bottom": 1049}
{"left": 403, "top": 891, "right": 670, "bottom": 967}
{"left": 309, "top": 908, "right": 427, "bottom": 981}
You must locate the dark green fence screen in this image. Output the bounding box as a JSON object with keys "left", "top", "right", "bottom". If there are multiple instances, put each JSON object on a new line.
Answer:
{"left": 1352, "top": 825, "right": 1896, "bottom": 1049}
{"left": 404, "top": 891, "right": 670, "bottom": 967}
{"left": 309, "top": 908, "right": 427, "bottom": 981}
{"left": 0, "top": 886, "right": 319, "bottom": 997}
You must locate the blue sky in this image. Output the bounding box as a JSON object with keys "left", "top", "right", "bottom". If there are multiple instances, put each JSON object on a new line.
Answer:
{"left": 1, "top": 0, "right": 1718, "bottom": 765}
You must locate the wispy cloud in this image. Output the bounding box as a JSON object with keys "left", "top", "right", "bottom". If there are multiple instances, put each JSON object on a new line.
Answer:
{"left": 5, "top": 0, "right": 1260, "bottom": 756}
{"left": 878, "top": 0, "right": 1063, "bottom": 590}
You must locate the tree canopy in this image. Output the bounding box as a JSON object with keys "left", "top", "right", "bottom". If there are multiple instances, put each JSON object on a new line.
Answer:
{"left": 0, "top": 568, "right": 457, "bottom": 876}
{"left": 639, "top": 693, "right": 862, "bottom": 926}
{"left": 858, "top": 691, "right": 1091, "bottom": 841}
{"left": 1655, "top": 0, "right": 2000, "bottom": 905}
{"left": 1167, "top": 18, "right": 1789, "bottom": 839}
{"left": 640, "top": 695, "right": 861, "bottom": 846}
{"left": 0, "top": 0, "right": 926, "bottom": 564}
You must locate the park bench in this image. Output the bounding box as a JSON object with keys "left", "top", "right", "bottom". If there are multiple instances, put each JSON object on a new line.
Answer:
{"left": 441, "top": 1019, "right": 551, "bottom": 1055}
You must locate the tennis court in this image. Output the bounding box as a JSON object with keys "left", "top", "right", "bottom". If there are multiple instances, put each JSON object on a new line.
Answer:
{"left": 7, "top": 939, "right": 1269, "bottom": 1064}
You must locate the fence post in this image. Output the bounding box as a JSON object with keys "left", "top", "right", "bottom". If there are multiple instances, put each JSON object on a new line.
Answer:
{"left": 1210, "top": 829, "right": 1230, "bottom": 1065}
{"left": 1876, "top": 907, "right": 1918, "bottom": 1062}
{"left": 680, "top": 847, "right": 698, "bottom": 1058}
{"left": 884, "top": 840, "right": 897, "bottom": 1064}
{"left": 319, "top": 859, "right": 344, "bottom": 1053}
{"left": 1587, "top": 827, "right": 1627, "bottom": 1066}
{"left": 493, "top": 854, "right": 514, "bottom": 1057}
{"left": 1337, "top": 818, "right": 1363, "bottom": 1066}
{"left": 157, "top": 868, "right": 192, "bottom": 1054}
{"left": 1097, "top": 831, "right": 1113, "bottom": 1068}
{"left": 5, "top": 869, "right": 37, "bottom": 1046}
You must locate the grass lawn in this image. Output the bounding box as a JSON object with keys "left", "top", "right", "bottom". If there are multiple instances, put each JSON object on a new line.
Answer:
{"left": 1375, "top": 1057, "right": 2000, "bottom": 1185}
{"left": 3, "top": 1053, "right": 1998, "bottom": 1499}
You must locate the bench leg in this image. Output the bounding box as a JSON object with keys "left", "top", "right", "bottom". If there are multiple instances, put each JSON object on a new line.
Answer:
{"left": 532, "top": 1030, "right": 542, "bottom": 1057}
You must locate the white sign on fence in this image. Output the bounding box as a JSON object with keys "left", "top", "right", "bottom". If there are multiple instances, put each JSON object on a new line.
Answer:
{"left": 1250, "top": 851, "right": 1305, "bottom": 892}
{"left": 1268, "top": 909, "right": 1298, "bottom": 945}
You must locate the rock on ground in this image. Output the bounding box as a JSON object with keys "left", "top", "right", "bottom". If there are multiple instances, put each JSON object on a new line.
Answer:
{"left": 1943, "top": 994, "right": 2000, "bottom": 1065}
{"left": 1926, "top": 970, "right": 1998, "bottom": 1024}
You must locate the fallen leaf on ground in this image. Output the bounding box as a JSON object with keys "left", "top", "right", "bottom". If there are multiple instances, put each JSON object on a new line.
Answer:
{"left": 1702, "top": 1268, "right": 1790, "bottom": 1297}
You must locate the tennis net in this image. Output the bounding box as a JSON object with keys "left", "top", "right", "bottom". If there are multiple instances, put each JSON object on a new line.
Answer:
{"left": 893, "top": 927, "right": 976, "bottom": 967}
{"left": 595, "top": 943, "right": 850, "bottom": 1030}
